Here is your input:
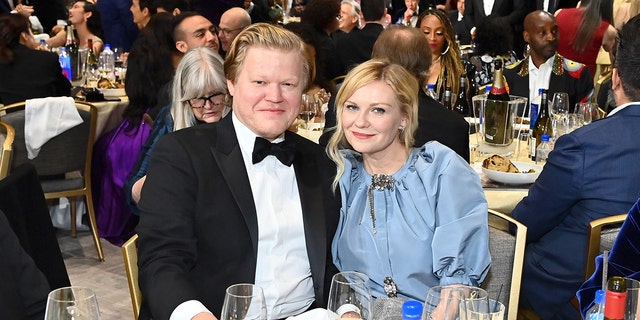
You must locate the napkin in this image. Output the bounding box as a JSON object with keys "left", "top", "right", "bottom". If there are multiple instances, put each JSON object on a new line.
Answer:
{"left": 25, "top": 97, "right": 84, "bottom": 159}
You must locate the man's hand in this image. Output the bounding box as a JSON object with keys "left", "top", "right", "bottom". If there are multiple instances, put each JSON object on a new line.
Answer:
{"left": 14, "top": 4, "right": 34, "bottom": 17}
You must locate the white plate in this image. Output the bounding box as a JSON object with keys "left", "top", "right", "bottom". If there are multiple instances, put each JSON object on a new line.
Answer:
{"left": 100, "top": 88, "right": 126, "bottom": 97}
{"left": 482, "top": 161, "right": 543, "bottom": 184}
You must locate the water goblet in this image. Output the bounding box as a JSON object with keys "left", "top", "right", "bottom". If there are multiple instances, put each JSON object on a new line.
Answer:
{"left": 463, "top": 299, "right": 505, "bottom": 320}
{"left": 220, "top": 283, "right": 267, "bottom": 320}
{"left": 45, "top": 286, "right": 101, "bottom": 320}
{"left": 327, "top": 271, "right": 373, "bottom": 320}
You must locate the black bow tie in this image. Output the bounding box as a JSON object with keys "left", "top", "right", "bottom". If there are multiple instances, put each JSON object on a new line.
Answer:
{"left": 252, "top": 137, "right": 296, "bottom": 166}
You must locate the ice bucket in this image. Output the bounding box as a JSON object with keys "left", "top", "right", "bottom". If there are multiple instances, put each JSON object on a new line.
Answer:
{"left": 471, "top": 95, "right": 528, "bottom": 156}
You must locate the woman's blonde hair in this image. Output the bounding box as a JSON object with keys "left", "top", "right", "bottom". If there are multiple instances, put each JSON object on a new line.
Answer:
{"left": 171, "top": 46, "right": 228, "bottom": 131}
{"left": 326, "top": 59, "right": 419, "bottom": 190}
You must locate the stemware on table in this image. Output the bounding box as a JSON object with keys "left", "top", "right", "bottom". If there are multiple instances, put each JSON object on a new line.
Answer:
{"left": 327, "top": 271, "right": 373, "bottom": 320}
{"left": 422, "top": 285, "right": 488, "bottom": 320}
{"left": 220, "top": 283, "right": 267, "bottom": 320}
{"left": 550, "top": 92, "right": 570, "bottom": 138}
{"left": 44, "top": 286, "right": 101, "bottom": 320}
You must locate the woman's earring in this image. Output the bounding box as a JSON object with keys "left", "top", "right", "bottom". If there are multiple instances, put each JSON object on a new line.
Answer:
{"left": 398, "top": 126, "right": 405, "bottom": 133}
{"left": 441, "top": 41, "right": 450, "bottom": 55}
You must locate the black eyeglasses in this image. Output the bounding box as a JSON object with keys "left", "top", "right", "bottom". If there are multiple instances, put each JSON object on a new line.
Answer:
{"left": 216, "top": 26, "right": 245, "bottom": 36}
{"left": 187, "top": 93, "right": 225, "bottom": 109}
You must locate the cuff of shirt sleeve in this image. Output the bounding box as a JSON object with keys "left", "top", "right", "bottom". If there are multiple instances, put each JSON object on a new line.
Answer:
{"left": 170, "top": 300, "right": 212, "bottom": 320}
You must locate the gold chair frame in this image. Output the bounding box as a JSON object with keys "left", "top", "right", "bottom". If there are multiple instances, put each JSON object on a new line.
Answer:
{"left": 486, "top": 209, "right": 527, "bottom": 320}
{"left": 583, "top": 213, "right": 628, "bottom": 279}
{"left": 0, "top": 101, "right": 104, "bottom": 261}
{"left": 122, "top": 234, "right": 141, "bottom": 320}
{"left": 0, "top": 121, "right": 15, "bottom": 180}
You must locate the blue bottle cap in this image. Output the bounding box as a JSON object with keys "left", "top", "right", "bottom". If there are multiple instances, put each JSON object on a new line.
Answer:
{"left": 541, "top": 134, "right": 550, "bottom": 141}
{"left": 402, "top": 300, "right": 423, "bottom": 319}
{"left": 427, "top": 84, "right": 435, "bottom": 89}
{"left": 594, "top": 289, "right": 605, "bottom": 304}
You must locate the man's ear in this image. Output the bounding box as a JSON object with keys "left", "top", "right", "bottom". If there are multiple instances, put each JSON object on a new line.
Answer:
{"left": 523, "top": 31, "right": 530, "bottom": 44}
{"left": 175, "top": 41, "right": 188, "bottom": 53}
{"left": 611, "top": 68, "right": 621, "bottom": 91}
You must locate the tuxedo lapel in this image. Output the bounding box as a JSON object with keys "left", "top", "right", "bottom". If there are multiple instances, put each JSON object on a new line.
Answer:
{"left": 210, "top": 116, "right": 259, "bottom": 254}
{"left": 287, "top": 132, "right": 328, "bottom": 296}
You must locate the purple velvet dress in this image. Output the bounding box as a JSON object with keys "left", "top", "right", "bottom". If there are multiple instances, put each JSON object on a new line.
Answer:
{"left": 92, "top": 116, "right": 151, "bottom": 246}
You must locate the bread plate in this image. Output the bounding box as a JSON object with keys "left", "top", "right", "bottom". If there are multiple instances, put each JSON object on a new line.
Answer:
{"left": 482, "top": 161, "right": 543, "bottom": 184}
{"left": 100, "top": 88, "right": 126, "bottom": 97}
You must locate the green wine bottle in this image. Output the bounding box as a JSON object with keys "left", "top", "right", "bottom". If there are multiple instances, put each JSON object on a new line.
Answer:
{"left": 604, "top": 276, "right": 627, "bottom": 320}
{"left": 530, "top": 89, "right": 552, "bottom": 160}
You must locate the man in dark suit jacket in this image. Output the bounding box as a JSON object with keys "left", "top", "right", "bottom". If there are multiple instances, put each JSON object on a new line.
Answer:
{"left": 504, "top": 10, "right": 593, "bottom": 116}
{"left": 0, "top": 17, "right": 71, "bottom": 105}
{"left": 446, "top": 0, "right": 471, "bottom": 45}
{"left": 510, "top": 14, "right": 640, "bottom": 319}
{"left": 137, "top": 23, "right": 340, "bottom": 320}
{"left": 27, "top": 0, "right": 67, "bottom": 33}
{"left": 464, "top": 0, "right": 527, "bottom": 57}
{"left": 336, "top": 0, "right": 387, "bottom": 76}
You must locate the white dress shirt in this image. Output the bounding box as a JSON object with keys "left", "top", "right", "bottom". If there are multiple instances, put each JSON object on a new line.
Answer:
{"left": 483, "top": 0, "right": 495, "bottom": 16}
{"left": 528, "top": 56, "right": 554, "bottom": 117}
{"left": 170, "top": 113, "right": 314, "bottom": 320}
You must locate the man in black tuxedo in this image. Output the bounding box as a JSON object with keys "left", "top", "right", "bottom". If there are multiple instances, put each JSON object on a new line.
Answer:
{"left": 446, "top": 0, "right": 471, "bottom": 45}
{"left": 336, "top": 0, "right": 387, "bottom": 76}
{"left": 137, "top": 23, "right": 341, "bottom": 320}
{"left": 464, "top": 0, "right": 527, "bottom": 57}
{"left": 528, "top": 0, "right": 580, "bottom": 14}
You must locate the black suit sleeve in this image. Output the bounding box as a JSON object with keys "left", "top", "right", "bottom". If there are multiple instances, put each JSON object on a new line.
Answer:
{"left": 0, "top": 212, "right": 49, "bottom": 320}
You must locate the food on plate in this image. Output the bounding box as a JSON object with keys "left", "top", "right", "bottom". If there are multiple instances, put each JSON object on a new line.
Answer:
{"left": 97, "top": 78, "right": 116, "bottom": 89}
{"left": 483, "top": 155, "right": 520, "bottom": 173}
{"left": 516, "top": 116, "right": 530, "bottom": 124}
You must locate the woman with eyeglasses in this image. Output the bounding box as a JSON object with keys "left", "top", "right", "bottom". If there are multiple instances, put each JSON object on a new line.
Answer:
{"left": 123, "top": 47, "right": 229, "bottom": 216}
{"left": 91, "top": 47, "right": 228, "bottom": 246}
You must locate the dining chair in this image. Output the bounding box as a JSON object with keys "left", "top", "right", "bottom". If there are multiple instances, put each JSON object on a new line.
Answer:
{"left": 583, "top": 213, "right": 628, "bottom": 280}
{"left": 122, "top": 233, "right": 141, "bottom": 320}
{"left": 482, "top": 209, "right": 527, "bottom": 320}
{"left": 0, "top": 100, "right": 105, "bottom": 261}
{"left": 0, "top": 121, "right": 15, "bottom": 180}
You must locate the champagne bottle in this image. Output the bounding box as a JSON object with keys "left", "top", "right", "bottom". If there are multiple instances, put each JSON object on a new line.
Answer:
{"left": 530, "top": 89, "right": 552, "bottom": 160}
{"left": 87, "top": 39, "right": 97, "bottom": 65}
{"left": 453, "top": 76, "right": 470, "bottom": 116}
{"left": 604, "top": 276, "right": 627, "bottom": 320}
{"left": 442, "top": 86, "right": 452, "bottom": 110}
{"left": 484, "top": 60, "right": 511, "bottom": 145}
{"left": 65, "top": 24, "right": 79, "bottom": 81}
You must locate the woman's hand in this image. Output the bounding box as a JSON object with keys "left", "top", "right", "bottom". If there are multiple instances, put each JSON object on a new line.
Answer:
{"left": 14, "top": 4, "right": 34, "bottom": 17}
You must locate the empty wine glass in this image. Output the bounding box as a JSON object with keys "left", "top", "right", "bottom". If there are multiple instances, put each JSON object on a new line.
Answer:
{"left": 550, "top": 92, "right": 569, "bottom": 137}
{"left": 327, "top": 271, "right": 373, "bottom": 320}
{"left": 220, "top": 283, "right": 267, "bottom": 320}
{"left": 45, "top": 286, "right": 101, "bottom": 320}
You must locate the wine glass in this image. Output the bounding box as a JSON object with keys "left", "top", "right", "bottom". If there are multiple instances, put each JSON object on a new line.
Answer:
{"left": 422, "top": 285, "right": 488, "bottom": 320}
{"left": 550, "top": 92, "right": 569, "bottom": 137}
{"left": 45, "top": 286, "right": 101, "bottom": 320}
{"left": 327, "top": 271, "right": 373, "bottom": 320}
{"left": 220, "top": 283, "right": 267, "bottom": 320}
{"left": 298, "top": 93, "right": 316, "bottom": 131}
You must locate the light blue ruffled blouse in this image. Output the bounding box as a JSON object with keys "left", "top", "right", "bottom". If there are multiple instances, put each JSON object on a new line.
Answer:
{"left": 332, "top": 142, "right": 491, "bottom": 301}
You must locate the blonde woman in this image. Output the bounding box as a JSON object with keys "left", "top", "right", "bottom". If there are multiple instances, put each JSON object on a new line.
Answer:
{"left": 327, "top": 59, "right": 490, "bottom": 300}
